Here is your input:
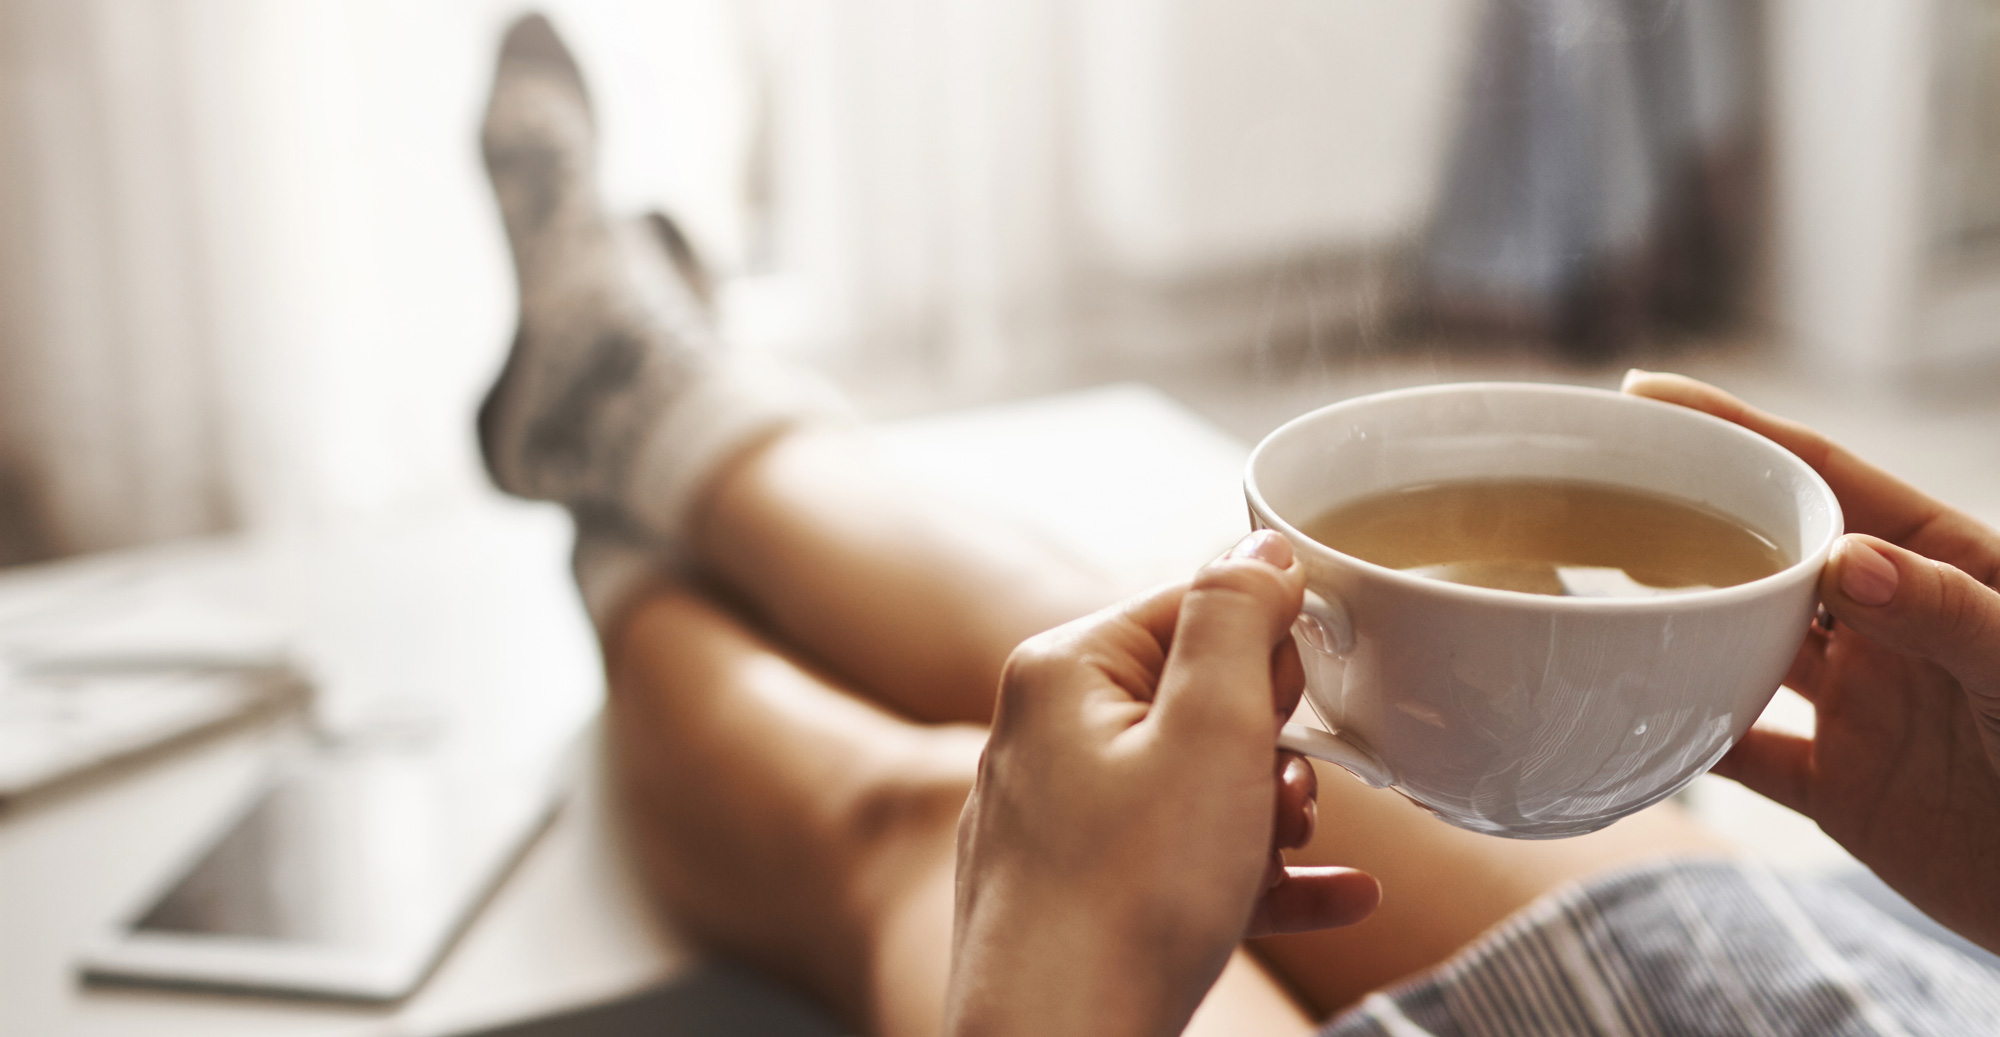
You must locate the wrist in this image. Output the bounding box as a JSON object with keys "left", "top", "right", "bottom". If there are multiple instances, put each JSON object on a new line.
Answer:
{"left": 947, "top": 880, "right": 1209, "bottom": 1037}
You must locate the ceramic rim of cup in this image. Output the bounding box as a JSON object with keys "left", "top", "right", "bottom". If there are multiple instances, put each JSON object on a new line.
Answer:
{"left": 1244, "top": 382, "right": 1845, "bottom": 612}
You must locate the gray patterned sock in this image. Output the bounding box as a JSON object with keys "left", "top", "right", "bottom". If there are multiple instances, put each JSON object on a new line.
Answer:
{"left": 477, "top": 15, "right": 843, "bottom": 614}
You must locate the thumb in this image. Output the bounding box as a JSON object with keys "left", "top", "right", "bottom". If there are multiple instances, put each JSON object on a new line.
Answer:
{"left": 1823, "top": 534, "right": 2000, "bottom": 711}
{"left": 1152, "top": 531, "right": 1306, "bottom": 747}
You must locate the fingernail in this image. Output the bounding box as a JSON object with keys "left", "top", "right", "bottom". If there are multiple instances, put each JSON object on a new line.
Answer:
{"left": 1839, "top": 537, "right": 1899, "bottom": 607}
{"left": 1230, "top": 529, "right": 1293, "bottom": 567}
{"left": 1621, "top": 368, "right": 1653, "bottom": 391}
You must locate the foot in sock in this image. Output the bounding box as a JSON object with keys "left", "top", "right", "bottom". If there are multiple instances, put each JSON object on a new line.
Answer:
{"left": 478, "top": 13, "right": 706, "bottom": 524}
{"left": 477, "top": 14, "right": 842, "bottom": 565}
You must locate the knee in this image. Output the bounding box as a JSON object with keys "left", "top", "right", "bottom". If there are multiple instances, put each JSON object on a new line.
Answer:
{"left": 604, "top": 588, "right": 715, "bottom": 688}
{"left": 839, "top": 725, "right": 982, "bottom": 908}
{"left": 845, "top": 725, "right": 980, "bottom": 850}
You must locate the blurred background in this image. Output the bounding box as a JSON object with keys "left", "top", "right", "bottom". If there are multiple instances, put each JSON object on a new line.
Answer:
{"left": 1, "top": 0, "right": 1997, "bottom": 566}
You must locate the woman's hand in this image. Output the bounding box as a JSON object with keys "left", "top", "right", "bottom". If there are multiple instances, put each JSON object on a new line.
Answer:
{"left": 945, "top": 531, "right": 1380, "bottom": 1037}
{"left": 1625, "top": 370, "right": 2000, "bottom": 952}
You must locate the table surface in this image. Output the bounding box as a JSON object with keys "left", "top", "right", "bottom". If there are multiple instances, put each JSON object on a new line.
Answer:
{"left": 0, "top": 384, "right": 1260, "bottom": 1037}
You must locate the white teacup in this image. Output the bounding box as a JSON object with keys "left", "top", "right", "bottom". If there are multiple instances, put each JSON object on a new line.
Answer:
{"left": 1251, "top": 383, "right": 1841, "bottom": 839}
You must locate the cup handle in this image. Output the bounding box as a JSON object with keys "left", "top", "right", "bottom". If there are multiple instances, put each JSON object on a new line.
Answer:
{"left": 1279, "top": 724, "right": 1394, "bottom": 788}
{"left": 1280, "top": 589, "right": 1391, "bottom": 787}
{"left": 1292, "top": 589, "right": 1353, "bottom": 656}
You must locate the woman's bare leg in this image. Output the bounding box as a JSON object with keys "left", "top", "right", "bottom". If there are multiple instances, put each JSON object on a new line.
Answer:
{"left": 688, "top": 427, "right": 1120, "bottom": 725}
{"left": 606, "top": 586, "right": 1315, "bottom": 1036}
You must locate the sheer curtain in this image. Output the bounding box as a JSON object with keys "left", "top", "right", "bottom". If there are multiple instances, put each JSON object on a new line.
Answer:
{"left": 746, "top": 0, "right": 1472, "bottom": 384}
{"left": 0, "top": 0, "right": 753, "bottom": 561}
{"left": 0, "top": 0, "right": 230, "bottom": 560}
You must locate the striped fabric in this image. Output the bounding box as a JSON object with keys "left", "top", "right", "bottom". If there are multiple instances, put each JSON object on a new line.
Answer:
{"left": 1321, "top": 858, "right": 2000, "bottom": 1037}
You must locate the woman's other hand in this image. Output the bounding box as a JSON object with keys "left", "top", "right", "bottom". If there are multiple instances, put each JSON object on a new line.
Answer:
{"left": 1625, "top": 370, "right": 2000, "bottom": 953}
{"left": 945, "top": 531, "right": 1380, "bottom": 1037}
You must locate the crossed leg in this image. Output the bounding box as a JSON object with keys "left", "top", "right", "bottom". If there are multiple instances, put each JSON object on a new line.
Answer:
{"left": 596, "top": 429, "right": 1731, "bottom": 1035}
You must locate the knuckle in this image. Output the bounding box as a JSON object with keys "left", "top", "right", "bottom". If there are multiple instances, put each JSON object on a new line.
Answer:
{"left": 1935, "top": 560, "right": 1999, "bottom": 649}
{"left": 1001, "top": 630, "right": 1062, "bottom": 681}
{"left": 996, "top": 627, "right": 1084, "bottom": 710}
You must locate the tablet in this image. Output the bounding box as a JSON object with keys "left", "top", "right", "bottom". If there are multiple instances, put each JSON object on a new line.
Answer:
{"left": 77, "top": 749, "right": 562, "bottom": 1001}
